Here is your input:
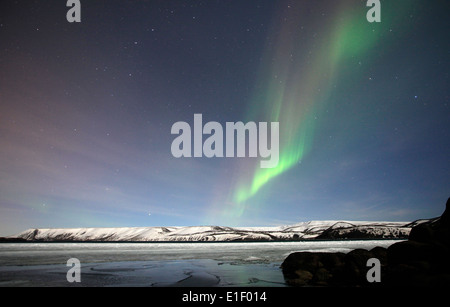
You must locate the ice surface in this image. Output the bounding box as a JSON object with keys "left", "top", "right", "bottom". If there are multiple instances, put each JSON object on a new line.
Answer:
{"left": 0, "top": 240, "right": 402, "bottom": 286}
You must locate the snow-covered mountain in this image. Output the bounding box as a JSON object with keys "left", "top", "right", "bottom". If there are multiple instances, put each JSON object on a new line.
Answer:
{"left": 14, "top": 220, "right": 415, "bottom": 242}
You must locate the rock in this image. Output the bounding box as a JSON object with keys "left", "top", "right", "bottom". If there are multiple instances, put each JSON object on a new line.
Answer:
{"left": 408, "top": 222, "right": 435, "bottom": 243}
{"left": 313, "top": 268, "right": 332, "bottom": 286}
{"left": 281, "top": 197, "right": 450, "bottom": 287}
{"left": 281, "top": 249, "right": 384, "bottom": 286}
{"left": 342, "top": 249, "right": 377, "bottom": 285}
{"left": 370, "top": 246, "right": 388, "bottom": 263}
{"left": 281, "top": 248, "right": 386, "bottom": 286}
{"left": 384, "top": 198, "right": 450, "bottom": 286}
{"left": 281, "top": 252, "right": 347, "bottom": 286}
{"left": 292, "top": 270, "right": 314, "bottom": 286}
{"left": 388, "top": 240, "right": 432, "bottom": 264}
{"left": 408, "top": 197, "right": 450, "bottom": 246}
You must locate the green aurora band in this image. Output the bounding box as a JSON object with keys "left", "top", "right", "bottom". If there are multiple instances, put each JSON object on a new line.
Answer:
{"left": 224, "top": 1, "right": 411, "bottom": 219}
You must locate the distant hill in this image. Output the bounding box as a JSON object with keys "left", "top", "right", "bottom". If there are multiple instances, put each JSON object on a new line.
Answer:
{"left": 9, "top": 220, "right": 416, "bottom": 242}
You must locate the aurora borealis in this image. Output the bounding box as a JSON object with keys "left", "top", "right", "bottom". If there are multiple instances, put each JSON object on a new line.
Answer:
{"left": 0, "top": 1, "right": 449, "bottom": 236}
{"left": 223, "top": 2, "right": 413, "bottom": 218}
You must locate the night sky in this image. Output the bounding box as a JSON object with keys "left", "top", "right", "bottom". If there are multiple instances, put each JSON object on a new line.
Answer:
{"left": 0, "top": 0, "right": 448, "bottom": 236}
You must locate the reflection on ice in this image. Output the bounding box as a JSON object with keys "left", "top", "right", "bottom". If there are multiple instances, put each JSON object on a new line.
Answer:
{"left": 0, "top": 259, "right": 286, "bottom": 287}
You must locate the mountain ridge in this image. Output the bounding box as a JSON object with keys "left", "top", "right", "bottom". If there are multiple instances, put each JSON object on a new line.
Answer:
{"left": 6, "top": 219, "right": 419, "bottom": 242}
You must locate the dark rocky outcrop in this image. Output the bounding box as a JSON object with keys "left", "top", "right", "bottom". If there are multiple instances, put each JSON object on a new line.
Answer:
{"left": 281, "top": 247, "right": 388, "bottom": 287}
{"left": 385, "top": 197, "right": 450, "bottom": 286}
{"left": 281, "top": 198, "right": 450, "bottom": 287}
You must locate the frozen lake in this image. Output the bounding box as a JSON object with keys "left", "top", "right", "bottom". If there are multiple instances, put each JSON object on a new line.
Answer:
{"left": 0, "top": 240, "right": 401, "bottom": 287}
